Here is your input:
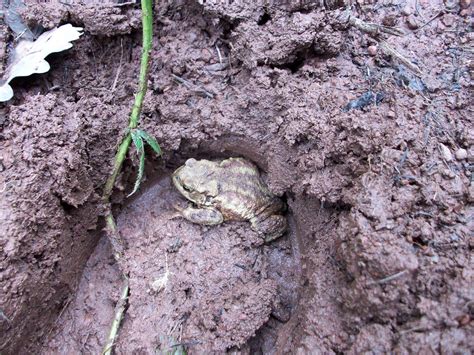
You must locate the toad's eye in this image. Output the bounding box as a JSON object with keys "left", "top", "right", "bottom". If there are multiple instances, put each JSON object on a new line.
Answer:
{"left": 182, "top": 184, "right": 192, "bottom": 192}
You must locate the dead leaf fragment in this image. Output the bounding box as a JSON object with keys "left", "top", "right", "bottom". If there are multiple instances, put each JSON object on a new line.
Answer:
{"left": 0, "top": 24, "right": 83, "bottom": 102}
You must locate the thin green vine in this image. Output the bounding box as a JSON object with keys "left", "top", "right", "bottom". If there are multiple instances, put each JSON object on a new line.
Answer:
{"left": 102, "top": 0, "right": 153, "bottom": 206}
{"left": 101, "top": 0, "right": 154, "bottom": 354}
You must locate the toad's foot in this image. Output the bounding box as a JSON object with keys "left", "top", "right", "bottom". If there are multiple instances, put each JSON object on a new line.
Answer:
{"left": 251, "top": 214, "right": 287, "bottom": 243}
{"left": 174, "top": 204, "right": 224, "bottom": 226}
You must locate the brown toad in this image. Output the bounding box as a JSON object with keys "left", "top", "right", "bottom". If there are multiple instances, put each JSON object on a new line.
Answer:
{"left": 172, "top": 157, "right": 287, "bottom": 242}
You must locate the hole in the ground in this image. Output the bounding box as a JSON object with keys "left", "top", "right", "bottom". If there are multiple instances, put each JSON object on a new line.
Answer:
{"left": 269, "top": 50, "right": 309, "bottom": 74}
{"left": 257, "top": 12, "right": 271, "bottom": 26}
{"left": 412, "top": 235, "right": 428, "bottom": 248}
{"left": 33, "top": 251, "right": 45, "bottom": 262}
{"left": 114, "top": 138, "right": 308, "bottom": 351}
{"left": 44, "top": 137, "right": 344, "bottom": 354}
{"left": 59, "top": 199, "right": 75, "bottom": 214}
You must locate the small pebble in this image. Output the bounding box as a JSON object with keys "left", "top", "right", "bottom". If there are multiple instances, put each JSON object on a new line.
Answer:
{"left": 401, "top": 5, "right": 413, "bottom": 16}
{"left": 368, "top": 45, "right": 377, "bottom": 56}
{"left": 387, "top": 110, "right": 396, "bottom": 119}
{"left": 439, "top": 143, "right": 453, "bottom": 161}
{"left": 382, "top": 15, "right": 398, "bottom": 27}
{"left": 406, "top": 15, "right": 420, "bottom": 30}
{"left": 455, "top": 148, "right": 468, "bottom": 160}
{"left": 441, "top": 168, "right": 455, "bottom": 179}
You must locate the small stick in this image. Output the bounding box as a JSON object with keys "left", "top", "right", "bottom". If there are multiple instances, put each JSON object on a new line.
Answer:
{"left": 113, "top": 0, "right": 138, "bottom": 6}
{"left": 338, "top": 11, "right": 405, "bottom": 36}
{"left": 215, "top": 44, "right": 223, "bottom": 64}
{"left": 367, "top": 270, "right": 409, "bottom": 286}
{"left": 0, "top": 308, "right": 11, "bottom": 324}
{"left": 415, "top": 11, "right": 443, "bottom": 32}
{"left": 414, "top": 211, "right": 434, "bottom": 217}
{"left": 171, "top": 74, "right": 193, "bottom": 88}
{"left": 378, "top": 41, "right": 423, "bottom": 76}
{"left": 14, "top": 28, "right": 28, "bottom": 41}
{"left": 415, "top": 0, "right": 426, "bottom": 21}
{"left": 171, "top": 74, "right": 214, "bottom": 99}
{"left": 399, "top": 326, "right": 431, "bottom": 335}
{"left": 342, "top": 12, "right": 405, "bottom": 37}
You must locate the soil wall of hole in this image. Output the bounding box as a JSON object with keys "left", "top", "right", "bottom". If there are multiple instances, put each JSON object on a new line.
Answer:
{"left": 0, "top": 0, "right": 472, "bottom": 353}
{"left": 40, "top": 137, "right": 348, "bottom": 354}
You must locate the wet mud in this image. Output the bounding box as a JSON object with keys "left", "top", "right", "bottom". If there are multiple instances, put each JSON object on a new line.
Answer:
{"left": 0, "top": 0, "right": 472, "bottom": 353}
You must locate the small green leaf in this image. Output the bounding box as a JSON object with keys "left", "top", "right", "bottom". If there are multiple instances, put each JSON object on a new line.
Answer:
{"left": 137, "top": 129, "right": 162, "bottom": 156}
{"left": 128, "top": 130, "right": 145, "bottom": 197}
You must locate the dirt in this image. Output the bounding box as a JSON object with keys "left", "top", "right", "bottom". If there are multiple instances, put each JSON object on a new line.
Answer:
{"left": 0, "top": 0, "right": 473, "bottom": 353}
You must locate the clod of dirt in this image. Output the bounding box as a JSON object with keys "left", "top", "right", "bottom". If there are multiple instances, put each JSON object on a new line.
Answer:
{"left": 401, "top": 5, "right": 414, "bottom": 16}
{"left": 406, "top": 14, "right": 420, "bottom": 30}
{"left": 19, "top": 2, "right": 141, "bottom": 35}
{"left": 230, "top": 9, "right": 344, "bottom": 69}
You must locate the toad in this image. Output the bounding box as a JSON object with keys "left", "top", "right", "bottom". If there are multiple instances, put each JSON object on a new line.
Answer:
{"left": 172, "top": 157, "right": 287, "bottom": 242}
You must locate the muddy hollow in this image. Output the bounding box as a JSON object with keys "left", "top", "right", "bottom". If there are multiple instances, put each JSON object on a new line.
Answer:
{"left": 0, "top": 0, "right": 473, "bottom": 353}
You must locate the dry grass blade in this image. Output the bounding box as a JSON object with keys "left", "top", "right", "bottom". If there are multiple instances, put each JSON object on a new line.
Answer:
{"left": 348, "top": 15, "right": 405, "bottom": 37}
{"left": 378, "top": 41, "right": 423, "bottom": 76}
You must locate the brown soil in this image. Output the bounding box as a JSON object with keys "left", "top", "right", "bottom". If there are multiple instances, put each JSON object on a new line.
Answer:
{"left": 1, "top": 0, "right": 473, "bottom": 354}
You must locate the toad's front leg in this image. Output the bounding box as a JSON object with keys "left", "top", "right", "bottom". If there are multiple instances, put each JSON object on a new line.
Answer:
{"left": 175, "top": 204, "right": 224, "bottom": 226}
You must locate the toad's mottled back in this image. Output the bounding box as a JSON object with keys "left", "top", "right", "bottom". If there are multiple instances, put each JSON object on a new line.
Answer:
{"left": 172, "top": 157, "right": 287, "bottom": 241}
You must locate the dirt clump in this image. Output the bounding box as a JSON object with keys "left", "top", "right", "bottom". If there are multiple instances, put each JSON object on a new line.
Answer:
{"left": 0, "top": 0, "right": 472, "bottom": 353}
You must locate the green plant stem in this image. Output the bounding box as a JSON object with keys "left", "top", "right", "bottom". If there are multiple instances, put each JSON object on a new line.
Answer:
{"left": 101, "top": 0, "right": 154, "bottom": 354}
{"left": 102, "top": 279, "right": 129, "bottom": 355}
{"left": 103, "top": 134, "right": 132, "bottom": 205}
{"left": 102, "top": 0, "right": 153, "bottom": 204}
{"left": 129, "top": 0, "right": 153, "bottom": 130}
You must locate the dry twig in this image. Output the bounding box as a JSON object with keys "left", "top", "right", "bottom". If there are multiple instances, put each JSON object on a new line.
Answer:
{"left": 378, "top": 41, "right": 423, "bottom": 76}
{"left": 172, "top": 74, "right": 215, "bottom": 99}
{"left": 367, "top": 270, "right": 409, "bottom": 286}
